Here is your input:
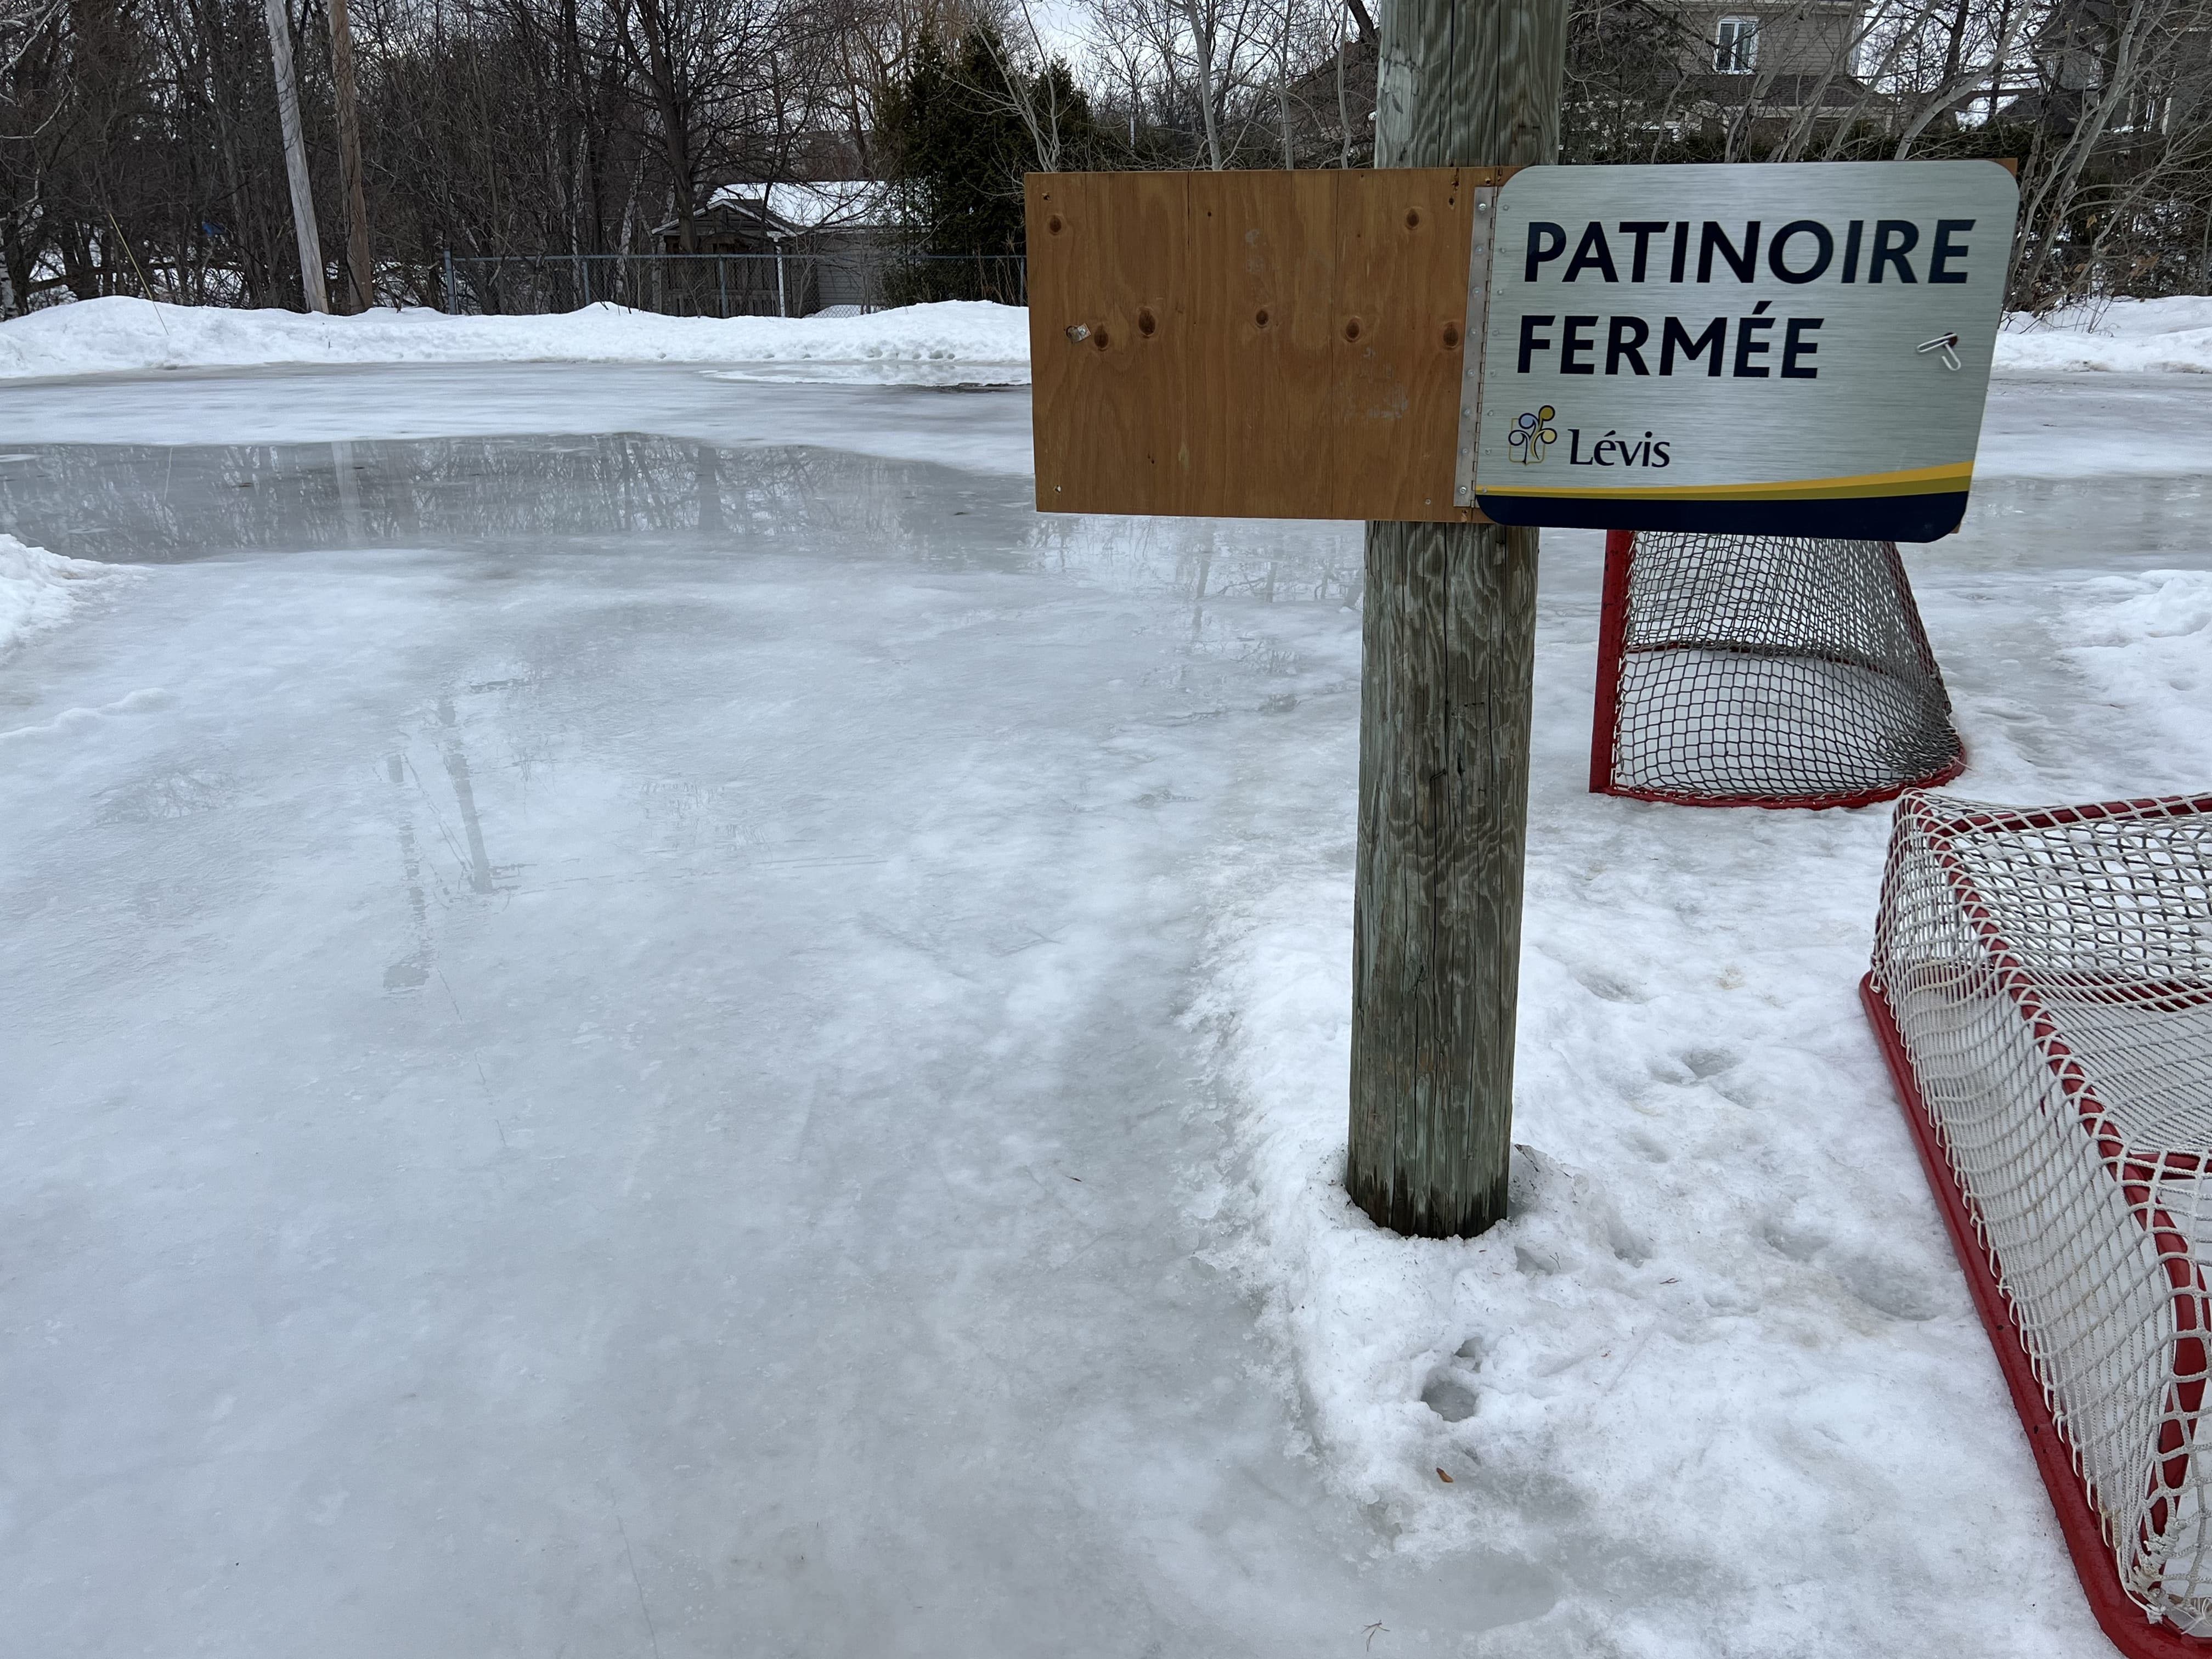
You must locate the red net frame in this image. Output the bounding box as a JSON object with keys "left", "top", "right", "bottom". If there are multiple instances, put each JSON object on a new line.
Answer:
{"left": 1864, "top": 790, "right": 2212, "bottom": 1655}
{"left": 1591, "top": 528, "right": 1967, "bottom": 810}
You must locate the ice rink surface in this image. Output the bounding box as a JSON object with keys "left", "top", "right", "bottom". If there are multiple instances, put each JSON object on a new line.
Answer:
{"left": 2, "top": 364, "right": 2210, "bottom": 1657}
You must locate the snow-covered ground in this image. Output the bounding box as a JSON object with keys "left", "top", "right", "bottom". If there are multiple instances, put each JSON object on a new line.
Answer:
{"left": 3, "top": 354, "right": 2210, "bottom": 1656}
{"left": 1186, "top": 537, "right": 2212, "bottom": 1657}
{"left": 0, "top": 296, "right": 1029, "bottom": 383}
{"left": 2000, "top": 295, "right": 2212, "bottom": 374}
{"left": 4, "top": 290, "right": 2211, "bottom": 384}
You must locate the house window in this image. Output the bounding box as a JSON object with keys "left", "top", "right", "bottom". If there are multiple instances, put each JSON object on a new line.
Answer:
{"left": 1714, "top": 15, "right": 1759, "bottom": 73}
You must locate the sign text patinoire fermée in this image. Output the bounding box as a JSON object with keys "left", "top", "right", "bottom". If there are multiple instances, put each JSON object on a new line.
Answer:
{"left": 1464, "top": 161, "right": 2019, "bottom": 541}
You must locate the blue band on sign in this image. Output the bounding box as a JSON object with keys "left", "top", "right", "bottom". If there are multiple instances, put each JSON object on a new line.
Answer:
{"left": 1474, "top": 491, "right": 1971, "bottom": 540}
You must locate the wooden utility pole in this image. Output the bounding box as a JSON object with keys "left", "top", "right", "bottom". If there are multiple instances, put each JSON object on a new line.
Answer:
{"left": 326, "top": 0, "right": 375, "bottom": 311}
{"left": 1345, "top": 0, "right": 1565, "bottom": 1238}
{"left": 261, "top": 0, "right": 328, "bottom": 314}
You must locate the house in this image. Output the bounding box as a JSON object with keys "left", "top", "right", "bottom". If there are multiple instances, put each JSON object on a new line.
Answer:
{"left": 1995, "top": 0, "right": 2209, "bottom": 137}
{"left": 1669, "top": 1, "right": 1882, "bottom": 127}
{"left": 1282, "top": 3, "right": 1881, "bottom": 166}
{"left": 649, "top": 180, "right": 913, "bottom": 315}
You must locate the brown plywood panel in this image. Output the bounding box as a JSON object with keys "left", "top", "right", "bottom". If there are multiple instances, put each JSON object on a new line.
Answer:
{"left": 1182, "top": 169, "right": 1338, "bottom": 519}
{"left": 1028, "top": 171, "right": 1189, "bottom": 515}
{"left": 1326, "top": 169, "right": 1476, "bottom": 520}
{"left": 1028, "top": 168, "right": 1509, "bottom": 522}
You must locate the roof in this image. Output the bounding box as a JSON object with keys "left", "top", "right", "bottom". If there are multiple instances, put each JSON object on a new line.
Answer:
{"left": 702, "top": 179, "right": 911, "bottom": 233}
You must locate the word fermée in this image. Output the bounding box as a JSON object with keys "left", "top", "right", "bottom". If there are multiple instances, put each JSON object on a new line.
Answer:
{"left": 1516, "top": 302, "right": 1820, "bottom": 380}
{"left": 1523, "top": 218, "right": 1980, "bottom": 287}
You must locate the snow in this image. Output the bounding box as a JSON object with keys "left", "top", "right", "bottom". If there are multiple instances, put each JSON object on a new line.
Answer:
{"left": 1997, "top": 295, "right": 2212, "bottom": 375}
{"left": 697, "top": 178, "right": 908, "bottom": 230}
{"left": 1192, "top": 663, "right": 2051, "bottom": 1653}
{"left": 2, "top": 363, "right": 2210, "bottom": 1655}
{"left": 1179, "top": 501, "right": 2212, "bottom": 1655}
{"left": 0, "top": 532, "right": 122, "bottom": 658}
{"left": 0, "top": 296, "right": 1028, "bottom": 383}
{"left": 8, "top": 290, "right": 2212, "bottom": 384}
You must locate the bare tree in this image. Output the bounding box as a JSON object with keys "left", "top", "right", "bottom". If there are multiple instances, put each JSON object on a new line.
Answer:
{"left": 2, "top": 0, "right": 2205, "bottom": 315}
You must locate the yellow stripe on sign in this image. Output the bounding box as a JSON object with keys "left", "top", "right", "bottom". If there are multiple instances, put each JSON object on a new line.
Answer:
{"left": 1476, "top": 462, "right": 1974, "bottom": 502}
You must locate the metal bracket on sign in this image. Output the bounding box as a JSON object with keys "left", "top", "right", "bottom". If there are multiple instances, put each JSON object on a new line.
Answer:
{"left": 1917, "top": 332, "right": 1962, "bottom": 371}
{"left": 1453, "top": 184, "right": 1498, "bottom": 510}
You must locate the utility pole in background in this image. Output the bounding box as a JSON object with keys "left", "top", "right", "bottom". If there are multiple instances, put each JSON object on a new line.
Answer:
{"left": 1344, "top": 0, "right": 1565, "bottom": 1238}
{"left": 261, "top": 0, "right": 328, "bottom": 314}
{"left": 327, "top": 0, "right": 376, "bottom": 311}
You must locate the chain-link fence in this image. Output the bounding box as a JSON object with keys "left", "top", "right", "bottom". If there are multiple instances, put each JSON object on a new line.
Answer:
{"left": 439, "top": 250, "right": 1026, "bottom": 318}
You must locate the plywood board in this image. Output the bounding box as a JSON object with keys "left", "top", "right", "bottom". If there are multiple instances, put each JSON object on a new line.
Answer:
{"left": 1027, "top": 172, "right": 1192, "bottom": 515}
{"left": 1026, "top": 168, "right": 1506, "bottom": 523}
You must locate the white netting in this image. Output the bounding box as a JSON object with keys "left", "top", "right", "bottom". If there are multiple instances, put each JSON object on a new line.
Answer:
{"left": 1870, "top": 791, "right": 2212, "bottom": 1632}
{"left": 1601, "top": 533, "right": 1966, "bottom": 807}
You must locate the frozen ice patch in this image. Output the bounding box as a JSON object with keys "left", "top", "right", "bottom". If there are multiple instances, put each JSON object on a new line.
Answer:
{"left": 2062, "top": 568, "right": 2212, "bottom": 782}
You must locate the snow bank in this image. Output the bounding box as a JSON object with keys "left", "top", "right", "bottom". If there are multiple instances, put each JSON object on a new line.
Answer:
{"left": 0, "top": 296, "right": 1029, "bottom": 383}
{"left": 9, "top": 290, "right": 2211, "bottom": 381}
{"left": 0, "top": 534, "right": 119, "bottom": 656}
{"left": 1997, "top": 295, "right": 2212, "bottom": 374}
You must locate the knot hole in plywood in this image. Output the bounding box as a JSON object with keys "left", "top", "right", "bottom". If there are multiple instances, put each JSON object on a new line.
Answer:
{"left": 1137, "top": 307, "right": 1156, "bottom": 337}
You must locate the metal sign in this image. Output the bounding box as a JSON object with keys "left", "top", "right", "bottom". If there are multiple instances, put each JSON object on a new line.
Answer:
{"left": 1459, "top": 161, "right": 2019, "bottom": 541}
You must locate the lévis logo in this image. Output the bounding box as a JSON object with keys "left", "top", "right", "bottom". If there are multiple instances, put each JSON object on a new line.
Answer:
{"left": 1508, "top": 407, "right": 1559, "bottom": 465}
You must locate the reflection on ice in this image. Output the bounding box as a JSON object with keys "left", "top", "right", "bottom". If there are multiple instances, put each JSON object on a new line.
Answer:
{"left": 380, "top": 694, "right": 510, "bottom": 992}
{"left": 0, "top": 435, "right": 1371, "bottom": 740}
{"left": 3, "top": 436, "right": 981, "bottom": 563}
{"left": 0, "top": 433, "right": 1362, "bottom": 603}
{"left": 382, "top": 751, "right": 433, "bottom": 991}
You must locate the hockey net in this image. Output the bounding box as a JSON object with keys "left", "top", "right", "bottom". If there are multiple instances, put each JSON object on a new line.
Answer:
{"left": 1863, "top": 791, "right": 2212, "bottom": 1654}
{"left": 1592, "top": 529, "right": 1966, "bottom": 809}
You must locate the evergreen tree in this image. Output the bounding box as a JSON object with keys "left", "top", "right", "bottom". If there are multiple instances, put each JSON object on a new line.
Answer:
{"left": 883, "top": 26, "right": 1029, "bottom": 258}
{"left": 881, "top": 23, "right": 1099, "bottom": 298}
